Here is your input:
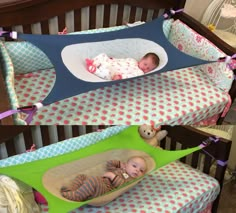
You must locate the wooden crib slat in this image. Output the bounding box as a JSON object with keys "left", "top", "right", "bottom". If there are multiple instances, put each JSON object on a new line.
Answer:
{"left": 212, "top": 164, "right": 227, "bottom": 213}
{"left": 116, "top": 4, "right": 124, "bottom": 26}
{"left": 191, "top": 151, "right": 200, "bottom": 168}
{"left": 74, "top": 8, "right": 82, "bottom": 31}
{"left": 180, "top": 144, "right": 187, "bottom": 163}
{"left": 160, "top": 138, "right": 166, "bottom": 149}
{"left": 57, "top": 126, "right": 66, "bottom": 141}
{"left": 5, "top": 139, "right": 17, "bottom": 157}
{"left": 141, "top": 8, "right": 148, "bottom": 21}
{"left": 0, "top": 126, "right": 30, "bottom": 143}
{"left": 40, "top": 126, "right": 51, "bottom": 146}
{"left": 72, "top": 125, "right": 80, "bottom": 137}
{"left": 103, "top": 4, "right": 111, "bottom": 27}
{"left": 58, "top": 14, "right": 66, "bottom": 32}
{"left": 215, "top": 165, "right": 227, "bottom": 187}
{"left": 85, "top": 126, "right": 94, "bottom": 134}
{"left": 22, "top": 128, "right": 34, "bottom": 150}
{"left": 89, "top": 5, "right": 97, "bottom": 29}
{"left": 41, "top": 20, "right": 50, "bottom": 34}
{"left": 22, "top": 24, "right": 32, "bottom": 34}
{"left": 2, "top": 27, "right": 12, "bottom": 32}
{"left": 129, "top": 6, "right": 136, "bottom": 23}
{"left": 170, "top": 139, "right": 177, "bottom": 150}
{"left": 152, "top": 9, "right": 160, "bottom": 19}
{"left": 202, "top": 154, "right": 212, "bottom": 174}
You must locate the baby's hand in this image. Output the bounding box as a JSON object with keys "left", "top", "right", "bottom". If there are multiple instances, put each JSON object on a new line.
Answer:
{"left": 103, "top": 171, "right": 116, "bottom": 180}
{"left": 112, "top": 74, "right": 122, "bottom": 80}
{"left": 120, "top": 162, "right": 126, "bottom": 169}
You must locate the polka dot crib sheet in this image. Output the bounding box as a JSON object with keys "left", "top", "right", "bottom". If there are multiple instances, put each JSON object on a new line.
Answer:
{"left": 40, "top": 161, "right": 220, "bottom": 213}
{"left": 14, "top": 65, "right": 229, "bottom": 125}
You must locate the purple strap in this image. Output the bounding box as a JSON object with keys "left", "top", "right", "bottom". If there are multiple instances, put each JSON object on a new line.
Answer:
{"left": 22, "top": 107, "right": 38, "bottom": 124}
{"left": 217, "top": 160, "right": 228, "bottom": 167}
{"left": 209, "top": 136, "right": 219, "bottom": 143}
{"left": 201, "top": 149, "right": 228, "bottom": 166}
{"left": 163, "top": 8, "right": 184, "bottom": 18}
{"left": 199, "top": 136, "right": 219, "bottom": 148}
{"left": 201, "top": 149, "right": 215, "bottom": 159}
{"left": 0, "top": 106, "right": 37, "bottom": 124}
{"left": 199, "top": 136, "right": 228, "bottom": 167}
{"left": 0, "top": 31, "right": 17, "bottom": 39}
{"left": 218, "top": 54, "right": 236, "bottom": 70}
{"left": 0, "top": 109, "right": 20, "bottom": 119}
{"left": 230, "top": 54, "right": 236, "bottom": 59}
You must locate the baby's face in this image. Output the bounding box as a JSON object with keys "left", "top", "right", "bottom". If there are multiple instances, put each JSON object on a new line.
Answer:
{"left": 125, "top": 157, "right": 147, "bottom": 178}
{"left": 138, "top": 57, "right": 157, "bottom": 73}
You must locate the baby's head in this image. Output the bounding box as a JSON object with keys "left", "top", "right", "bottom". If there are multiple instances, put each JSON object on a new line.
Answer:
{"left": 125, "top": 156, "right": 147, "bottom": 178}
{"left": 138, "top": 52, "right": 160, "bottom": 73}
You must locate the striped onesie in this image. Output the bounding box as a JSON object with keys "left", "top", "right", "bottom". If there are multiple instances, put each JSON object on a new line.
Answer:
{"left": 60, "top": 160, "right": 134, "bottom": 201}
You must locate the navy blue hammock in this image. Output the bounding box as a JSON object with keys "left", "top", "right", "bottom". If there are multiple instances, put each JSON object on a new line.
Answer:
{"left": 0, "top": 12, "right": 231, "bottom": 123}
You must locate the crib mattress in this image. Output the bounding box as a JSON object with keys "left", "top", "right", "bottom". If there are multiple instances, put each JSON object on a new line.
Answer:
{"left": 14, "top": 65, "right": 229, "bottom": 125}
{"left": 39, "top": 161, "right": 219, "bottom": 213}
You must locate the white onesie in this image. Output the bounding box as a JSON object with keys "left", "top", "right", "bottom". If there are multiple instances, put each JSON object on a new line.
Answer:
{"left": 91, "top": 53, "right": 144, "bottom": 80}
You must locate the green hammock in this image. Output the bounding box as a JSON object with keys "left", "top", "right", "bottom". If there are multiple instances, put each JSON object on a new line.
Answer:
{"left": 0, "top": 126, "right": 202, "bottom": 213}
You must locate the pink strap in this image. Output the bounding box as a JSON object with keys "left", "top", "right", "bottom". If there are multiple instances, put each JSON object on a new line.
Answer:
{"left": 218, "top": 54, "right": 236, "bottom": 70}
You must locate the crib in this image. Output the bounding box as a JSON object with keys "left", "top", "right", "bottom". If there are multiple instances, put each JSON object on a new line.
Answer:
{"left": 0, "top": 125, "right": 232, "bottom": 213}
{"left": 0, "top": 0, "right": 236, "bottom": 125}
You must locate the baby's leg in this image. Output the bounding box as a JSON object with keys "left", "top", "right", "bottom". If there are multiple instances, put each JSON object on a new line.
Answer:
{"left": 93, "top": 66, "right": 114, "bottom": 80}
{"left": 61, "top": 174, "right": 87, "bottom": 192}
{"left": 61, "top": 176, "right": 102, "bottom": 201}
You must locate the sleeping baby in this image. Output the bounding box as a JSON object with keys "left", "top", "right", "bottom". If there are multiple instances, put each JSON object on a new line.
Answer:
{"left": 85, "top": 52, "right": 159, "bottom": 80}
{"left": 60, "top": 156, "right": 147, "bottom": 201}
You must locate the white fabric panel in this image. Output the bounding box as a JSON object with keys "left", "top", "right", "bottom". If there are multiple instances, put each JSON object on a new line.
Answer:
{"left": 62, "top": 38, "right": 168, "bottom": 82}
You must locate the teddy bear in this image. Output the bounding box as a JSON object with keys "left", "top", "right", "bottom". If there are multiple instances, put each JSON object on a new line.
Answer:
{"left": 138, "top": 124, "right": 168, "bottom": 147}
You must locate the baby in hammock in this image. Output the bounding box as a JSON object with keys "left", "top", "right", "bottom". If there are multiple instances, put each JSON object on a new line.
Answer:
{"left": 60, "top": 156, "right": 147, "bottom": 201}
{"left": 85, "top": 52, "right": 159, "bottom": 80}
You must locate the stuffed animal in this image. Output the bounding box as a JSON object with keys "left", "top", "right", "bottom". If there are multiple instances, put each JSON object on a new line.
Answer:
{"left": 138, "top": 124, "right": 168, "bottom": 147}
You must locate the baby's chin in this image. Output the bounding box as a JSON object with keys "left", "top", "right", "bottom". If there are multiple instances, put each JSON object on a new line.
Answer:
{"left": 130, "top": 173, "right": 142, "bottom": 178}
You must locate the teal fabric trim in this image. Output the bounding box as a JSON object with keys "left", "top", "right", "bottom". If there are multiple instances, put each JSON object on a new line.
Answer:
{"left": 0, "top": 41, "right": 26, "bottom": 125}
{"left": 0, "top": 126, "right": 128, "bottom": 168}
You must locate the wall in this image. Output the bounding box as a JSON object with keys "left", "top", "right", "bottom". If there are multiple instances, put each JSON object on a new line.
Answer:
{"left": 184, "top": 0, "right": 213, "bottom": 21}
{"left": 229, "top": 126, "right": 236, "bottom": 170}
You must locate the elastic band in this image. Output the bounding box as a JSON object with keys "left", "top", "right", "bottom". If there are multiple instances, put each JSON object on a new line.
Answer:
{"left": 170, "top": 9, "right": 184, "bottom": 15}
{"left": 0, "top": 109, "right": 20, "bottom": 120}
{"left": 0, "top": 31, "right": 17, "bottom": 39}
{"left": 163, "top": 8, "right": 184, "bottom": 19}
{"left": 0, "top": 102, "right": 43, "bottom": 124}
{"left": 218, "top": 54, "right": 236, "bottom": 70}
{"left": 199, "top": 136, "right": 219, "bottom": 148}
{"left": 200, "top": 137, "right": 228, "bottom": 167}
{"left": 217, "top": 160, "right": 228, "bottom": 167}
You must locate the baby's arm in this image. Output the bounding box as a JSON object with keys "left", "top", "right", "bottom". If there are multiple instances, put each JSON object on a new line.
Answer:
{"left": 106, "top": 160, "right": 121, "bottom": 171}
{"left": 102, "top": 172, "right": 125, "bottom": 187}
{"left": 102, "top": 171, "right": 116, "bottom": 180}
